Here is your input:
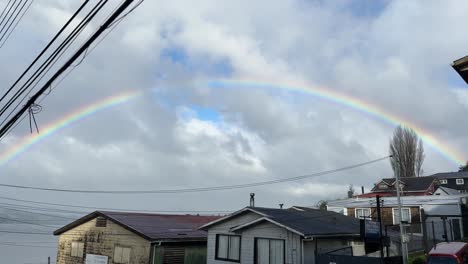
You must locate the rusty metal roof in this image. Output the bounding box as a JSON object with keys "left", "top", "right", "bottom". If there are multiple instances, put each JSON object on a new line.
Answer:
{"left": 54, "top": 211, "right": 222, "bottom": 241}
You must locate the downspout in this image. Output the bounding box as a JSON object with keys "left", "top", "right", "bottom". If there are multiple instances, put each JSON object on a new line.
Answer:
{"left": 301, "top": 237, "right": 304, "bottom": 264}
{"left": 151, "top": 241, "right": 162, "bottom": 264}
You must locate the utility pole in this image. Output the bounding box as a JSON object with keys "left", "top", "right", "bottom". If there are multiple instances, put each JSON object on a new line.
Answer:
{"left": 395, "top": 168, "right": 408, "bottom": 264}
{"left": 376, "top": 195, "right": 384, "bottom": 260}
{"left": 48, "top": 256, "right": 50, "bottom": 264}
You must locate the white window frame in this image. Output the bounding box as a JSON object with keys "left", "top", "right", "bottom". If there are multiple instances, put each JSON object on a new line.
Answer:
{"left": 392, "top": 208, "right": 411, "bottom": 224}
{"left": 456, "top": 179, "right": 464, "bottom": 185}
{"left": 114, "top": 245, "right": 131, "bottom": 264}
{"left": 355, "top": 208, "right": 371, "bottom": 219}
{"left": 71, "top": 241, "right": 84, "bottom": 258}
{"left": 440, "top": 179, "right": 447, "bottom": 184}
{"left": 215, "top": 234, "right": 241, "bottom": 262}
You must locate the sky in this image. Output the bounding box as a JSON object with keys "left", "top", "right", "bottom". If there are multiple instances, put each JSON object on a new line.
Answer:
{"left": 0, "top": 0, "right": 468, "bottom": 262}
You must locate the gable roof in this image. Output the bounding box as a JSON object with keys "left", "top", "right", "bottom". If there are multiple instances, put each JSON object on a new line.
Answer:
{"left": 452, "top": 55, "right": 468, "bottom": 84}
{"left": 435, "top": 186, "right": 460, "bottom": 195}
{"left": 371, "top": 176, "right": 437, "bottom": 192}
{"left": 54, "top": 211, "right": 221, "bottom": 241}
{"left": 432, "top": 171, "right": 468, "bottom": 179}
{"left": 201, "top": 206, "right": 360, "bottom": 238}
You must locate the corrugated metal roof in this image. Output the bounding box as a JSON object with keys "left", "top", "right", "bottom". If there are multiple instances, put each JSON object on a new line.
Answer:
{"left": 54, "top": 211, "right": 222, "bottom": 241}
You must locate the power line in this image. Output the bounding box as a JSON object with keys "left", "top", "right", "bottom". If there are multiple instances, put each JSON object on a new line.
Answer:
{"left": 0, "top": 0, "right": 108, "bottom": 122}
{"left": 0, "top": 195, "right": 233, "bottom": 213}
{"left": 0, "top": 156, "right": 389, "bottom": 194}
{"left": 0, "top": 0, "right": 30, "bottom": 46}
{"left": 0, "top": 0, "right": 138, "bottom": 139}
{"left": 0, "top": 0, "right": 33, "bottom": 48}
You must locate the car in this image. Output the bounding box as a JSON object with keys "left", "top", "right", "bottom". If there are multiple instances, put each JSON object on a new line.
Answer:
{"left": 427, "top": 242, "right": 468, "bottom": 264}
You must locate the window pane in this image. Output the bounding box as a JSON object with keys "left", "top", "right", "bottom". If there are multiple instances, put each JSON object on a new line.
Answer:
{"left": 228, "top": 236, "right": 240, "bottom": 260}
{"left": 217, "top": 235, "right": 228, "bottom": 259}
{"left": 402, "top": 209, "right": 410, "bottom": 223}
{"left": 270, "top": 240, "right": 284, "bottom": 264}
{"left": 257, "top": 239, "right": 270, "bottom": 264}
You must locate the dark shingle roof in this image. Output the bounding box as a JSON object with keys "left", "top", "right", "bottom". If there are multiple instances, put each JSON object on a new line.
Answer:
{"left": 242, "top": 207, "right": 360, "bottom": 237}
{"left": 432, "top": 171, "right": 468, "bottom": 179}
{"left": 372, "top": 176, "right": 437, "bottom": 192}
{"left": 54, "top": 211, "right": 221, "bottom": 241}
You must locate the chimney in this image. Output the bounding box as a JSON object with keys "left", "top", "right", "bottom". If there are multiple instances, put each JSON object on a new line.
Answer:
{"left": 250, "top": 193, "right": 255, "bottom": 207}
{"left": 279, "top": 203, "right": 284, "bottom": 209}
{"left": 361, "top": 186, "right": 365, "bottom": 194}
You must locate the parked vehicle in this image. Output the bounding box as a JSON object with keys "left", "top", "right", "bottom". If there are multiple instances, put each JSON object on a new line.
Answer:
{"left": 427, "top": 242, "right": 468, "bottom": 264}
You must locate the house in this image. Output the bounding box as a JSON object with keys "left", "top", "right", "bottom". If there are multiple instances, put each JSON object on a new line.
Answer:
{"left": 452, "top": 55, "right": 468, "bottom": 84}
{"left": 432, "top": 171, "right": 468, "bottom": 193}
{"left": 356, "top": 176, "right": 439, "bottom": 198}
{"left": 200, "top": 206, "right": 363, "bottom": 264}
{"left": 434, "top": 186, "right": 460, "bottom": 196}
{"left": 53, "top": 211, "right": 221, "bottom": 264}
{"left": 327, "top": 194, "right": 468, "bottom": 241}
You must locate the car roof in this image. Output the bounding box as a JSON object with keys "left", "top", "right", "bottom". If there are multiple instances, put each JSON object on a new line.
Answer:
{"left": 429, "top": 242, "right": 468, "bottom": 255}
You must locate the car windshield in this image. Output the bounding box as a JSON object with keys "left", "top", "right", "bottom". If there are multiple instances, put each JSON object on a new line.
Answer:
{"left": 427, "top": 256, "right": 458, "bottom": 264}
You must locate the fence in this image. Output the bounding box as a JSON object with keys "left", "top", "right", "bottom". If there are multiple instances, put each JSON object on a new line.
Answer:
{"left": 384, "top": 215, "right": 464, "bottom": 256}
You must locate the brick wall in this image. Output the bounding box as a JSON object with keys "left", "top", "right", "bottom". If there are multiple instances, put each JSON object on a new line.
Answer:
{"left": 56, "top": 216, "right": 151, "bottom": 264}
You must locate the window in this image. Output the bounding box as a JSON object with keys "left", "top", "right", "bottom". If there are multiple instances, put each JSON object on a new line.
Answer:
{"left": 114, "top": 246, "right": 131, "bottom": 264}
{"left": 216, "top": 234, "right": 241, "bottom": 262}
{"left": 71, "top": 241, "right": 84, "bottom": 258}
{"left": 440, "top": 179, "right": 448, "bottom": 184}
{"left": 255, "top": 238, "right": 285, "bottom": 264}
{"left": 95, "top": 217, "right": 107, "bottom": 227}
{"left": 393, "top": 208, "right": 411, "bottom": 224}
{"left": 355, "top": 208, "right": 371, "bottom": 219}
{"left": 378, "top": 183, "right": 388, "bottom": 189}
{"left": 457, "top": 179, "right": 464, "bottom": 185}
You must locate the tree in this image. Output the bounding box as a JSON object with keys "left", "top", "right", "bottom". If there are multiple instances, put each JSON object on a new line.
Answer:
{"left": 316, "top": 200, "right": 328, "bottom": 211}
{"left": 389, "top": 125, "right": 425, "bottom": 178}
{"left": 347, "top": 184, "right": 355, "bottom": 198}
{"left": 459, "top": 161, "right": 468, "bottom": 172}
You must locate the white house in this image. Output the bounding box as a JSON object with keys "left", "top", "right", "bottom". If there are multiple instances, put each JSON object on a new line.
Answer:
{"left": 200, "top": 206, "right": 363, "bottom": 264}
{"left": 327, "top": 194, "right": 468, "bottom": 242}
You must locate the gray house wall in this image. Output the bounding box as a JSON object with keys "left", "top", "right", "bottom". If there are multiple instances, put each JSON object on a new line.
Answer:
{"left": 206, "top": 211, "right": 261, "bottom": 264}
{"left": 206, "top": 210, "right": 360, "bottom": 264}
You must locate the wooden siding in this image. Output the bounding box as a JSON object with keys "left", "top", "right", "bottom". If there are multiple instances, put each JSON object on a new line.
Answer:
{"left": 207, "top": 211, "right": 261, "bottom": 264}
{"left": 56, "top": 216, "right": 151, "bottom": 264}
{"left": 346, "top": 207, "right": 421, "bottom": 226}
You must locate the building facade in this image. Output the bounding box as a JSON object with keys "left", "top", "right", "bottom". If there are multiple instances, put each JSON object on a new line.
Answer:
{"left": 201, "top": 206, "right": 363, "bottom": 264}
{"left": 54, "top": 211, "right": 220, "bottom": 264}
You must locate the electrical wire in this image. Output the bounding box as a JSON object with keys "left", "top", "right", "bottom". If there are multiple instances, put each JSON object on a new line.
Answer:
{"left": 0, "top": 0, "right": 29, "bottom": 45}
{"left": 0, "top": 0, "right": 25, "bottom": 41}
{"left": 0, "top": 195, "right": 233, "bottom": 213}
{"left": 0, "top": 0, "right": 33, "bottom": 48}
{"left": 0, "top": 0, "right": 108, "bottom": 123}
{"left": 0, "top": 156, "right": 390, "bottom": 194}
{"left": 0, "top": 0, "right": 137, "bottom": 139}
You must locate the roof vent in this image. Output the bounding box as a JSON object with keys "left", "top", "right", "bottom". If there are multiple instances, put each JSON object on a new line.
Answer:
{"left": 95, "top": 217, "right": 107, "bottom": 227}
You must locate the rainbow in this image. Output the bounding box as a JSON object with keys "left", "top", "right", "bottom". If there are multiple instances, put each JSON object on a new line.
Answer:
{"left": 206, "top": 78, "right": 465, "bottom": 165}
{"left": 0, "top": 90, "right": 143, "bottom": 165}
{"left": 0, "top": 78, "right": 464, "bottom": 166}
